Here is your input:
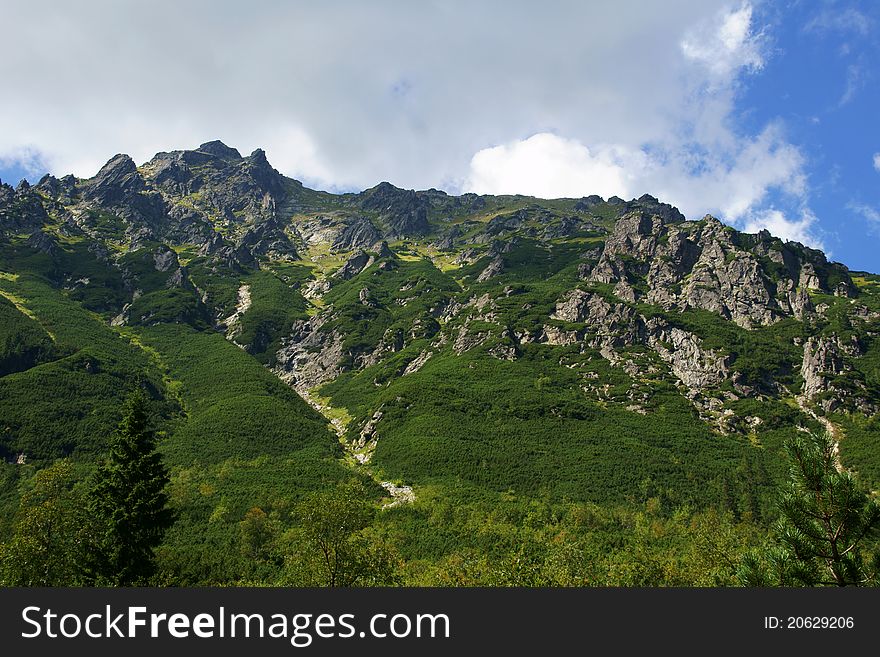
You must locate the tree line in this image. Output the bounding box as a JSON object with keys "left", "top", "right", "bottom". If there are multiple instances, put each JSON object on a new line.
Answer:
{"left": 1, "top": 391, "right": 878, "bottom": 587}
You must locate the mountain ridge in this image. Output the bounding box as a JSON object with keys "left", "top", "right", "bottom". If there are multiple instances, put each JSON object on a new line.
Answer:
{"left": 2, "top": 139, "right": 879, "bottom": 583}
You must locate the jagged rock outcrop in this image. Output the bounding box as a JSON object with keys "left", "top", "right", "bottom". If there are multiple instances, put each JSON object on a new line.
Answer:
{"left": 83, "top": 154, "right": 145, "bottom": 206}
{"left": 333, "top": 250, "right": 374, "bottom": 280}
{"left": 551, "top": 289, "right": 643, "bottom": 351}
{"left": 0, "top": 183, "right": 50, "bottom": 233}
{"left": 331, "top": 216, "right": 380, "bottom": 251}
{"left": 25, "top": 230, "right": 59, "bottom": 256}
{"left": 551, "top": 288, "right": 729, "bottom": 394}
{"left": 645, "top": 319, "right": 729, "bottom": 391}
{"left": 476, "top": 255, "right": 504, "bottom": 282}
{"left": 359, "top": 182, "right": 430, "bottom": 237}
{"left": 590, "top": 210, "right": 857, "bottom": 328}
{"left": 800, "top": 335, "right": 874, "bottom": 413}
{"left": 275, "top": 316, "right": 346, "bottom": 391}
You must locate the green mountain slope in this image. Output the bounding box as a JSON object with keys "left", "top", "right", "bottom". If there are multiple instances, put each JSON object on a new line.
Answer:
{"left": 1, "top": 140, "right": 878, "bottom": 584}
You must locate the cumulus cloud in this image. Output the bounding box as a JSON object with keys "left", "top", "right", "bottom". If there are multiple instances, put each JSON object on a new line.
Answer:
{"left": 467, "top": 134, "right": 636, "bottom": 200}
{"left": 465, "top": 3, "right": 817, "bottom": 245}
{"left": 0, "top": 0, "right": 736, "bottom": 187}
{"left": 680, "top": 2, "right": 765, "bottom": 81}
{"left": 874, "top": 153, "right": 880, "bottom": 172}
{"left": 742, "top": 209, "right": 825, "bottom": 251}
{"left": 0, "top": 1, "right": 822, "bottom": 250}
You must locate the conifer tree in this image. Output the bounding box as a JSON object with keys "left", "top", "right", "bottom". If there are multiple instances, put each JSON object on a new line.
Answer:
{"left": 739, "top": 431, "right": 880, "bottom": 586}
{"left": 86, "top": 390, "right": 173, "bottom": 585}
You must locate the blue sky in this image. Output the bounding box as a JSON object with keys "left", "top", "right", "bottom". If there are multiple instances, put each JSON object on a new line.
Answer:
{"left": 737, "top": 1, "right": 880, "bottom": 271}
{"left": 1, "top": 1, "right": 878, "bottom": 271}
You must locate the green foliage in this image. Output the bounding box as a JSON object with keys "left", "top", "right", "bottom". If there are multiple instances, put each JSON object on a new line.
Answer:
{"left": 285, "top": 479, "right": 400, "bottom": 587}
{"left": 137, "top": 324, "right": 336, "bottom": 464}
{"left": 0, "top": 460, "right": 91, "bottom": 586}
{"left": 324, "top": 345, "right": 775, "bottom": 508}
{"left": 3, "top": 176, "right": 880, "bottom": 589}
{"left": 322, "top": 256, "right": 460, "bottom": 365}
{"left": 382, "top": 489, "right": 765, "bottom": 586}
{"left": 236, "top": 270, "right": 310, "bottom": 363}
{"left": 86, "top": 391, "right": 174, "bottom": 585}
{"left": 129, "top": 324, "right": 353, "bottom": 584}
{"left": 739, "top": 432, "right": 880, "bottom": 586}
{"left": 0, "top": 295, "right": 60, "bottom": 376}
{"left": 836, "top": 413, "right": 880, "bottom": 491}
{"left": 0, "top": 274, "right": 169, "bottom": 462}
{"left": 642, "top": 306, "right": 806, "bottom": 391}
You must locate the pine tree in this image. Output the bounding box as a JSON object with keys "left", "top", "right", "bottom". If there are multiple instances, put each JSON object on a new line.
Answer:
{"left": 86, "top": 390, "right": 173, "bottom": 585}
{"left": 739, "top": 431, "right": 880, "bottom": 586}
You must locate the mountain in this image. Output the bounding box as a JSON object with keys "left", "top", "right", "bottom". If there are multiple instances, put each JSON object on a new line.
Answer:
{"left": 2, "top": 140, "right": 879, "bottom": 585}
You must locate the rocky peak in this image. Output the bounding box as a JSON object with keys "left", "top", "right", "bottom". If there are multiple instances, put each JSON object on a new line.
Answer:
{"left": 197, "top": 140, "right": 242, "bottom": 160}
{"left": 243, "top": 148, "right": 284, "bottom": 196}
{"left": 625, "top": 194, "right": 685, "bottom": 224}
{"left": 359, "top": 182, "right": 430, "bottom": 237}
{"left": 35, "top": 174, "right": 78, "bottom": 202}
{"left": 83, "top": 153, "right": 144, "bottom": 205}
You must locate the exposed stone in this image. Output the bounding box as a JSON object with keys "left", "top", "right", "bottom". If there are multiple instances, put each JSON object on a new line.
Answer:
{"left": 476, "top": 255, "right": 504, "bottom": 282}
{"left": 275, "top": 316, "right": 346, "bottom": 391}
{"left": 333, "top": 250, "right": 373, "bottom": 280}
{"left": 645, "top": 319, "right": 729, "bottom": 391}
{"left": 153, "top": 244, "right": 178, "bottom": 272}
{"left": 331, "top": 216, "right": 380, "bottom": 251}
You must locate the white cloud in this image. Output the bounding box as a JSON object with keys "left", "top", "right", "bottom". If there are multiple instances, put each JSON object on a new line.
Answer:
{"left": 0, "top": 1, "right": 825, "bottom": 254}
{"left": 0, "top": 146, "right": 48, "bottom": 180}
{"left": 849, "top": 202, "right": 880, "bottom": 226}
{"left": 466, "top": 2, "right": 813, "bottom": 241}
{"left": 467, "top": 124, "right": 809, "bottom": 240}
{"left": 838, "top": 64, "right": 865, "bottom": 107}
{"left": 873, "top": 153, "right": 880, "bottom": 172}
{"left": 467, "top": 134, "right": 635, "bottom": 199}
{"left": 742, "top": 209, "right": 824, "bottom": 251}
{"left": 0, "top": 0, "right": 747, "bottom": 189}
{"left": 804, "top": 8, "right": 872, "bottom": 37}
{"left": 680, "top": 2, "right": 765, "bottom": 81}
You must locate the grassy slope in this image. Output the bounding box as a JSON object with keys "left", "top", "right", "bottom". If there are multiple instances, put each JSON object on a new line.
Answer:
{"left": 319, "top": 240, "right": 787, "bottom": 515}
{"left": 131, "top": 324, "right": 352, "bottom": 583}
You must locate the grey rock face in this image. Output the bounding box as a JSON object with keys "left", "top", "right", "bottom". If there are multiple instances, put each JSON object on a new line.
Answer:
{"left": 551, "top": 287, "right": 727, "bottom": 394}
{"left": 551, "top": 289, "right": 643, "bottom": 351}
{"left": 236, "top": 216, "right": 298, "bottom": 260}
{"left": 197, "top": 140, "right": 242, "bottom": 160}
{"left": 331, "top": 217, "right": 380, "bottom": 251}
{"left": 358, "top": 286, "right": 376, "bottom": 306}
{"left": 376, "top": 241, "right": 394, "bottom": 258}
{"left": 153, "top": 245, "right": 178, "bottom": 272}
{"left": 83, "top": 154, "right": 144, "bottom": 206}
{"left": 799, "top": 335, "right": 874, "bottom": 413}
{"left": 588, "top": 211, "right": 855, "bottom": 328}
{"left": 275, "top": 317, "right": 346, "bottom": 391}
{"left": 359, "top": 182, "right": 430, "bottom": 237}
{"left": 0, "top": 184, "right": 50, "bottom": 235}
{"left": 333, "top": 250, "right": 374, "bottom": 280}
{"left": 574, "top": 195, "right": 604, "bottom": 211}
{"left": 476, "top": 255, "right": 504, "bottom": 282}
{"left": 435, "top": 225, "right": 461, "bottom": 250}
{"left": 26, "top": 230, "right": 59, "bottom": 256}
{"left": 645, "top": 319, "right": 729, "bottom": 391}
{"left": 679, "top": 219, "right": 779, "bottom": 328}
